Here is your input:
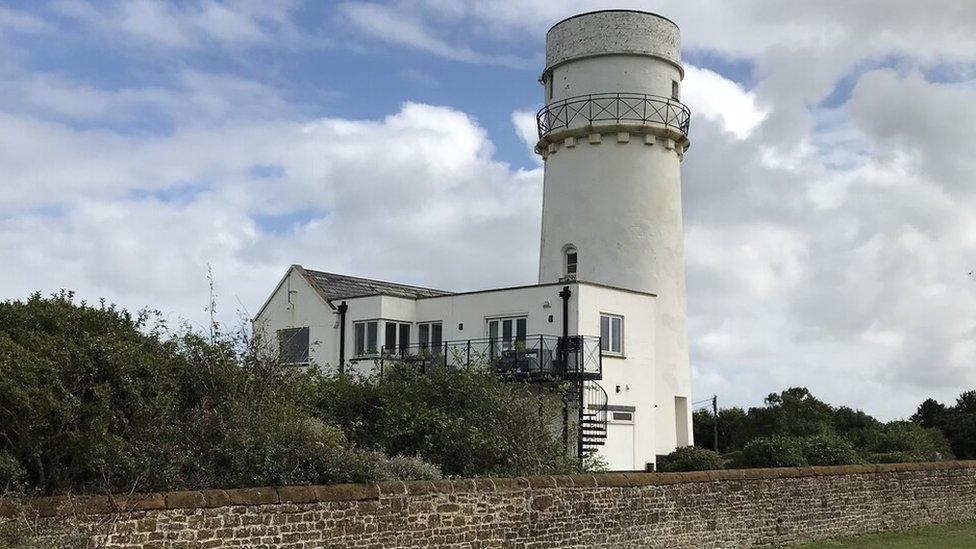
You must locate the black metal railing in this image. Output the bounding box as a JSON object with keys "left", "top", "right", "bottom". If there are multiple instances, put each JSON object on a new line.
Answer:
{"left": 377, "top": 334, "right": 602, "bottom": 380}
{"left": 580, "top": 380, "right": 609, "bottom": 455}
{"left": 536, "top": 92, "right": 691, "bottom": 139}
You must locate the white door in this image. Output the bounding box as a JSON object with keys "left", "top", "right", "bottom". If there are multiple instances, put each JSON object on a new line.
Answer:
{"left": 602, "top": 412, "right": 636, "bottom": 471}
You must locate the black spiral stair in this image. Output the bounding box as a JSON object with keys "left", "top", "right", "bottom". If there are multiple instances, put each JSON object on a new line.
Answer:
{"left": 580, "top": 380, "right": 608, "bottom": 454}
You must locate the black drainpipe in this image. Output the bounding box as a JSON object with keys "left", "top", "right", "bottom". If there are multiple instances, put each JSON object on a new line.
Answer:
{"left": 337, "top": 301, "right": 348, "bottom": 374}
{"left": 558, "top": 286, "right": 572, "bottom": 450}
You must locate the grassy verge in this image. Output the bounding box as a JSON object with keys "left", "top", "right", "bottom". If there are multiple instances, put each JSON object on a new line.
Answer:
{"left": 795, "top": 521, "right": 976, "bottom": 548}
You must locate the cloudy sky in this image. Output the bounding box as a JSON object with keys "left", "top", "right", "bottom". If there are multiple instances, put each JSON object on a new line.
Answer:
{"left": 2, "top": 0, "right": 975, "bottom": 419}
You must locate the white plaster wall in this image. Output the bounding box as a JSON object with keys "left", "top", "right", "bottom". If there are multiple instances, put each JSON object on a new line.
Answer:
{"left": 252, "top": 268, "right": 337, "bottom": 370}
{"left": 548, "top": 55, "right": 681, "bottom": 103}
{"left": 576, "top": 284, "right": 657, "bottom": 469}
{"left": 414, "top": 284, "right": 575, "bottom": 341}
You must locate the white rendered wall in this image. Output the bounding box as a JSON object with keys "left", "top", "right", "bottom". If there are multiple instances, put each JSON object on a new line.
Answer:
{"left": 576, "top": 284, "right": 657, "bottom": 468}
{"left": 252, "top": 267, "right": 337, "bottom": 370}
{"left": 537, "top": 10, "right": 693, "bottom": 454}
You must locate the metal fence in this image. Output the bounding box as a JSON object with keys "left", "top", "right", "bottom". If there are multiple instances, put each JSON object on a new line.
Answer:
{"left": 376, "top": 334, "right": 602, "bottom": 380}
{"left": 536, "top": 92, "right": 691, "bottom": 139}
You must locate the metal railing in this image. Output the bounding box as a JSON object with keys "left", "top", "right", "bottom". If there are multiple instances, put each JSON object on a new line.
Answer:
{"left": 536, "top": 92, "right": 691, "bottom": 139}
{"left": 377, "top": 334, "right": 602, "bottom": 380}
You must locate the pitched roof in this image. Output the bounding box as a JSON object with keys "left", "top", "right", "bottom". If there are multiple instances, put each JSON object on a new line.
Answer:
{"left": 300, "top": 267, "right": 453, "bottom": 301}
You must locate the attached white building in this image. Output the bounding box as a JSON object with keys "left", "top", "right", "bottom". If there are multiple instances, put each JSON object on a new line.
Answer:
{"left": 254, "top": 9, "right": 694, "bottom": 471}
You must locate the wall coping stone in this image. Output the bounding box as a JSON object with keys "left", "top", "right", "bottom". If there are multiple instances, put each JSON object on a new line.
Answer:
{"left": 5, "top": 460, "right": 975, "bottom": 518}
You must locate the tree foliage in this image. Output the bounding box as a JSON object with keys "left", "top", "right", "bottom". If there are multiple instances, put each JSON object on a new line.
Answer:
{"left": 693, "top": 386, "right": 958, "bottom": 468}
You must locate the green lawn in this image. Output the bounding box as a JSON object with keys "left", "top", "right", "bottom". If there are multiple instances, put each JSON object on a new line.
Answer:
{"left": 795, "top": 521, "right": 976, "bottom": 548}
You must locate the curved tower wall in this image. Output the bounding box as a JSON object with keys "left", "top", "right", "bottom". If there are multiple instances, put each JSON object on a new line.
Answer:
{"left": 536, "top": 10, "right": 693, "bottom": 453}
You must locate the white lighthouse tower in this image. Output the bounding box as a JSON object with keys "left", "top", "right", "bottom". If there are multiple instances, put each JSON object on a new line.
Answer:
{"left": 536, "top": 10, "right": 694, "bottom": 452}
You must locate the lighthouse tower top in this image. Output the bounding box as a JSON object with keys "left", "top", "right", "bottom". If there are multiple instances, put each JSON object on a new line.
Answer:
{"left": 544, "top": 10, "right": 683, "bottom": 80}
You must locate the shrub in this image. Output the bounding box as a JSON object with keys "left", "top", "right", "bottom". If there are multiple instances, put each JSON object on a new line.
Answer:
{"left": 736, "top": 436, "right": 807, "bottom": 468}
{"left": 0, "top": 453, "right": 25, "bottom": 492}
{"left": 660, "top": 446, "right": 724, "bottom": 472}
{"left": 800, "top": 434, "right": 861, "bottom": 466}
{"left": 865, "top": 421, "right": 953, "bottom": 462}
{"left": 371, "top": 454, "right": 442, "bottom": 482}
{"left": 0, "top": 294, "right": 576, "bottom": 495}
{"left": 867, "top": 452, "right": 920, "bottom": 464}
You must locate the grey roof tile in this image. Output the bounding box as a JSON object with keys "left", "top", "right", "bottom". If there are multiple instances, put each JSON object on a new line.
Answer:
{"left": 302, "top": 268, "right": 453, "bottom": 300}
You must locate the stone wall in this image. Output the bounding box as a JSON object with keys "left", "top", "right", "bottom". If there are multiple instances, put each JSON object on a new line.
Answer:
{"left": 3, "top": 461, "right": 976, "bottom": 548}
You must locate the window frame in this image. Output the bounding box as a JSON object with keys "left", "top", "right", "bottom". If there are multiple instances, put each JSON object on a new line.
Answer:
{"left": 418, "top": 321, "right": 443, "bottom": 352}
{"left": 565, "top": 246, "right": 577, "bottom": 277}
{"left": 381, "top": 320, "right": 412, "bottom": 355}
{"left": 486, "top": 315, "right": 528, "bottom": 351}
{"left": 671, "top": 79, "right": 680, "bottom": 101}
{"left": 353, "top": 320, "right": 379, "bottom": 357}
{"left": 277, "top": 326, "right": 310, "bottom": 365}
{"left": 600, "top": 313, "right": 624, "bottom": 356}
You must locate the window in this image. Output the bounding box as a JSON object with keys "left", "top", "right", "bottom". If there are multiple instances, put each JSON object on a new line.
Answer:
{"left": 612, "top": 411, "right": 633, "bottom": 422}
{"left": 382, "top": 321, "right": 411, "bottom": 354}
{"left": 418, "top": 322, "right": 443, "bottom": 351}
{"left": 600, "top": 314, "right": 623, "bottom": 355}
{"left": 354, "top": 321, "right": 378, "bottom": 356}
{"left": 545, "top": 77, "right": 553, "bottom": 101}
{"left": 487, "top": 316, "right": 527, "bottom": 351}
{"left": 277, "top": 327, "right": 309, "bottom": 364}
{"left": 672, "top": 80, "right": 680, "bottom": 101}
{"left": 565, "top": 245, "right": 577, "bottom": 277}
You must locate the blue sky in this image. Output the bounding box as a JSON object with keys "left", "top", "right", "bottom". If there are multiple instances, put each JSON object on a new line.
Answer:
{"left": 2, "top": 1, "right": 976, "bottom": 420}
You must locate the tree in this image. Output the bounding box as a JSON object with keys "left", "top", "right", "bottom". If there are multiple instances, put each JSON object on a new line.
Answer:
{"left": 912, "top": 398, "right": 947, "bottom": 428}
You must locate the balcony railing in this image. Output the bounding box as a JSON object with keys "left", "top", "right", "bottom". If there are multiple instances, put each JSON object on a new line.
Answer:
{"left": 377, "top": 334, "right": 602, "bottom": 381}
{"left": 536, "top": 92, "right": 691, "bottom": 140}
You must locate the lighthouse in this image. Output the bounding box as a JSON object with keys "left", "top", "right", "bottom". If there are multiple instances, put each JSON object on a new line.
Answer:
{"left": 536, "top": 10, "right": 694, "bottom": 451}
{"left": 256, "top": 8, "right": 697, "bottom": 470}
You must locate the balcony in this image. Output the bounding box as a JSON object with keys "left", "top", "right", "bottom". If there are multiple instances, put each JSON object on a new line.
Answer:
{"left": 536, "top": 92, "right": 691, "bottom": 143}
{"left": 378, "top": 334, "right": 602, "bottom": 381}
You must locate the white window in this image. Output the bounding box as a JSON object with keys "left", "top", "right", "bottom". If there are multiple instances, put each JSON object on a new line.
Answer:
{"left": 383, "top": 321, "right": 411, "bottom": 354}
{"left": 354, "top": 321, "right": 378, "bottom": 356}
{"left": 418, "top": 322, "right": 443, "bottom": 351}
{"left": 600, "top": 313, "right": 623, "bottom": 355}
{"left": 565, "top": 245, "right": 577, "bottom": 277}
{"left": 277, "top": 327, "right": 309, "bottom": 364}
{"left": 487, "top": 316, "right": 527, "bottom": 351}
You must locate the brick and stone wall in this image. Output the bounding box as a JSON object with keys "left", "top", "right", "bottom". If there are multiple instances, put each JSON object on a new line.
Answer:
{"left": 4, "top": 461, "right": 976, "bottom": 548}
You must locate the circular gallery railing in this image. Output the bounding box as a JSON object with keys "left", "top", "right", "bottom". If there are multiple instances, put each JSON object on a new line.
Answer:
{"left": 536, "top": 92, "right": 691, "bottom": 140}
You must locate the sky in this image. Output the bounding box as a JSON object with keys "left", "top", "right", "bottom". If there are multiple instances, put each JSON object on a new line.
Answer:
{"left": 1, "top": 0, "right": 975, "bottom": 420}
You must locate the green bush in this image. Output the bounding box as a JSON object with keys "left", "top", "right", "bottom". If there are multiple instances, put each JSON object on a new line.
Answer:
{"left": 660, "top": 446, "right": 724, "bottom": 472}
{"left": 800, "top": 434, "right": 861, "bottom": 466}
{"left": 371, "top": 454, "right": 442, "bottom": 482}
{"left": 866, "top": 452, "right": 920, "bottom": 464}
{"left": 0, "top": 293, "right": 573, "bottom": 495}
{"left": 736, "top": 436, "right": 807, "bottom": 468}
{"left": 864, "top": 421, "right": 953, "bottom": 462}
{"left": 0, "top": 453, "right": 25, "bottom": 492}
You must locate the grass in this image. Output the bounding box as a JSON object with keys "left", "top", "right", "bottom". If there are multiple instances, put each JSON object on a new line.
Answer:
{"left": 795, "top": 521, "right": 976, "bottom": 548}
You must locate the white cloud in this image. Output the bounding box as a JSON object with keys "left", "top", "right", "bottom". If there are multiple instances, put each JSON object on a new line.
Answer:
{"left": 683, "top": 66, "right": 767, "bottom": 139}
{"left": 335, "top": 2, "right": 534, "bottom": 67}
{"left": 50, "top": 0, "right": 313, "bottom": 51}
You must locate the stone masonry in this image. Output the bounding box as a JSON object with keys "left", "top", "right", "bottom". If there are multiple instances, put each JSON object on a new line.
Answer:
{"left": 3, "top": 461, "right": 976, "bottom": 548}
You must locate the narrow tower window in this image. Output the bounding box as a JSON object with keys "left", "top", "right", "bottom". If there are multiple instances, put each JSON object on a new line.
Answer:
{"left": 671, "top": 80, "right": 680, "bottom": 101}
{"left": 564, "top": 245, "right": 577, "bottom": 277}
